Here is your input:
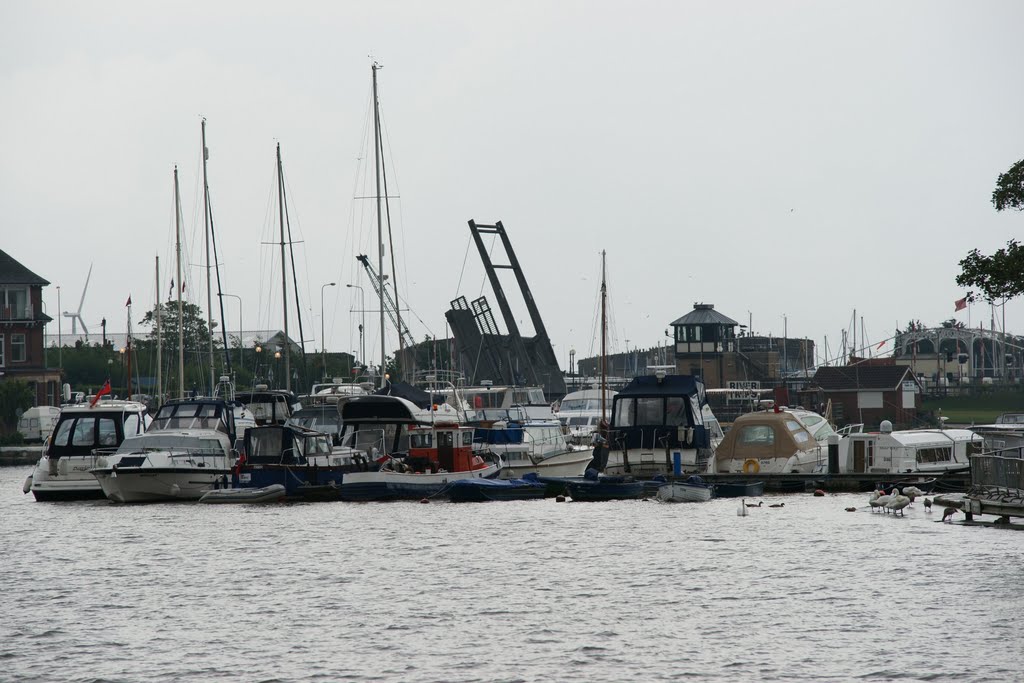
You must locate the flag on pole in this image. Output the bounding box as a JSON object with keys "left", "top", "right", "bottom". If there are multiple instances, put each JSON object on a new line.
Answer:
{"left": 876, "top": 339, "right": 886, "bottom": 350}
{"left": 90, "top": 379, "right": 111, "bottom": 408}
{"left": 168, "top": 279, "right": 174, "bottom": 298}
{"left": 954, "top": 297, "right": 967, "bottom": 312}
{"left": 125, "top": 295, "right": 132, "bottom": 307}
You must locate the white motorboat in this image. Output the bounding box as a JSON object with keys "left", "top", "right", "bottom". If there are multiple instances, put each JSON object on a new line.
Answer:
{"left": 27, "top": 400, "right": 151, "bottom": 501}
{"left": 708, "top": 406, "right": 838, "bottom": 475}
{"left": 90, "top": 398, "right": 244, "bottom": 503}
{"left": 555, "top": 388, "right": 617, "bottom": 445}
{"left": 835, "top": 421, "right": 980, "bottom": 475}
{"left": 472, "top": 405, "right": 594, "bottom": 479}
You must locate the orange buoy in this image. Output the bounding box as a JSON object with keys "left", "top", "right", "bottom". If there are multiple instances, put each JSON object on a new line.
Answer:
{"left": 813, "top": 489, "right": 826, "bottom": 497}
{"left": 419, "top": 498, "right": 430, "bottom": 504}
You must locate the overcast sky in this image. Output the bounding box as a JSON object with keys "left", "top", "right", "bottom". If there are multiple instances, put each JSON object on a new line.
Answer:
{"left": 4, "top": 1, "right": 1024, "bottom": 375}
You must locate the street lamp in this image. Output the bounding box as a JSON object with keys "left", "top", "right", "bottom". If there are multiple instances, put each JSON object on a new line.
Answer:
{"left": 274, "top": 349, "right": 282, "bottom": 390}
{"left": 57, "top": 285, "right": 62, "bottom": 372}
{"left": 321, "top": 282, "right": 336, "bottom": 381}
{"left": 347, "top": 283, "right": 366, "bottom": 367}
{"left": 219, "top": 293, "right": 242, "bottom": 370}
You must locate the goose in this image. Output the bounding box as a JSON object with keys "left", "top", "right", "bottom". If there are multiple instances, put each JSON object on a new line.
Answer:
{"left": 886, "top": 493, "right": 911, "bottom": 517}
{"left": 923, "top": 498, "right": 932, "bottom": 512}
{"left": 737, "top": 499, "right": 749, "bottom": 517}
{"left": 769, "top": 503, "right": 785, "bottom": 508}
{"left": 745, "top": 501, "right": 764, "bottom": 508}
{"left": 942, "top": 507, "right": 958, "bottom": 522}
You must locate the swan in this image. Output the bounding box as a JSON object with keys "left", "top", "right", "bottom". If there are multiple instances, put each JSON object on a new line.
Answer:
{"left": 868, "top": 490, "right": 882, "bottom": 513}
{"left": 874, "top": 489, "right": 895, "bottom": 513}
{"left": 737, "top": 499, "right": 749, "bottom": 517}
{"left": 886, "top": 493, "right": 911, "bottom": 517}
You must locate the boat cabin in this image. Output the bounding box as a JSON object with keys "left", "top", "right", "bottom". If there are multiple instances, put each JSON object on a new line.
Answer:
{"left": 840, "top": 422, "right": 981, "bottom": 474}
{"left": 245, "top": 424, "right": 334, "bottom": 465}
{"left": 236, "top": 388, "right": 300, "bottom": 426}
{"left": 712, "top": 408, "right": 822, "bottom": 473}
{"left": 609, "top": 375, "right": 710, "bottom": 452}
{"left": 150, "top": 399, "right": 236, "bottom": 440}
{"left": 46, "top": 401, "right": 151, "bottom": 460}
{"left": 287, "top": 404, "right": 344, "bottom": 444}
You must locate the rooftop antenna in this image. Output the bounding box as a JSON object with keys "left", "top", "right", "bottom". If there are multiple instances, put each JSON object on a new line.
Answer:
{"left": 62, "top": 263, "right": 93, "bottom": 339}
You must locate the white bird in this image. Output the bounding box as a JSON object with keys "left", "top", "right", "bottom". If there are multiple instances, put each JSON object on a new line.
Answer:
{"left": 738, "top": 499, "right": 749, "bottom": 517}
{"left": 886, "top": 493, "right": 911, "bottom": 517}
{"left": 868, "top": 490, "right": 882, "bottom": 512}
{"left": 874, "top": 489, "right": 896, "bottom": 513}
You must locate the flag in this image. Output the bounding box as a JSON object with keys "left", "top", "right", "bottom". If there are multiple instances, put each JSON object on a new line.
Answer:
{"left": 876, "top": 340, "right": 886, "bottom": 350}
{"left": 168, "top": 279, "right": 174, "bottom": 298}
{"left": 954, "top": 297, "right": 967, "bottom": 312}
{"left": 90, "top": 380, "right": 111, "bottom": 408}
{"left": 125, "top": 295, "right": 132, "bottom": 307}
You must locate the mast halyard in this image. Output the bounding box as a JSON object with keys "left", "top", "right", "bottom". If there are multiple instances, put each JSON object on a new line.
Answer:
{"left": 372, "top": 62, "right": 386, "bottom": 388}
{"left": 202, "top": 119, "right": 214, "bottom": 395}
{"left": 600, "top": 249, "right": 607, "bottom": 427}
{"left": 276, "top": 143, "right": 290, "bottom": 392}
{"left": 174, "top": 166, "right": 185, "bottom": 399}
{"left": 155, "top": 255, "right": 162, "bottom": 409}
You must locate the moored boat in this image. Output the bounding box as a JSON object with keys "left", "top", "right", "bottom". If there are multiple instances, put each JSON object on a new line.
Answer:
{"left": 336, "top": 395, "right": 500, "bottom": 501}
{"left": 656, "top": 475, "right": 714, "bottom": 502}
{"left": 713, "top": 480, "right": 766, "bottom": 498}
{"left": 198, "top": 484, "right": 286, "bottom": 504}
{"left": 446, "top": 476, "right": 547, "bottom": 502}
{"left": 27, "top": 400, "right": 151, "bottom": 501}
{"left": 564, "top": 470, "right": 645, "bottom": 501}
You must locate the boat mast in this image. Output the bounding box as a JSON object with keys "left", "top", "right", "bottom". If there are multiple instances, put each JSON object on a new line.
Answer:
{"left": 155, "top": 255, "right": 162, "bottom": 408}
{"left": 276, "top": 143, "right": 290, "bottom": 392}
{"left": 373, "top": 62, "right": 386, "bottom": 388}
{"left": 600, "top": 249, "right": 607, "bottom": 426}
{"left": 202, "top": 119, "right": 215, "bottom": 395}
{"left": 174, "top": 166, "right": 185, "bottom": 399}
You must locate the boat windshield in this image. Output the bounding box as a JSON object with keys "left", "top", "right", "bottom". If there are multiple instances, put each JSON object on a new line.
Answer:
{"left": 151, "top": 403, "right": 226, "bottom": 433}
{"left": 117, "top": 434, "right": 224, "bottom": 454}
{"left": 287, "top": 411, "right": 341, "bottom": 435}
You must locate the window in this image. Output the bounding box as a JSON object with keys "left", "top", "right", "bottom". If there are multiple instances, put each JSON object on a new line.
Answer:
{"left": 72, "top": 418, "right": 95, "bottom": 447}
{"left": 98, "top": 418, "right": 118, "bottom": 446}
{"left": 785, "top": 420, "right": 803, "bottom": 432}
{"left": 666, "top": 396, "right": 689, "bottom": 426}
{"left": 636, "top": 397, "right": 664, "bottom": 425}
{"left": 0, "top": 287, "right": 28, "bottom": 319}
{"left": 410, "top": 433, "right": 433, "bottom": 448}
{"left": 462, "top": 431, "right": 473, "bottom": 446}
{"left": 11, "top": 334, "right": 26, "bottom": 362}
{"left": 52, "top": 419, "right": 73, "bottom": 448}
{"left": 123, "top": 413, "right": 141, "bottom": 436}
{"left": 739, "top": 425, "right": 775, "bottom": 445}
{"left": 614, "top": 399, "right": 634, "bottom": 427}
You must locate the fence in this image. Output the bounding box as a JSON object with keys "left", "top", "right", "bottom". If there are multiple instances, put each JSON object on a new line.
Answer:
{"left": 969, "top": 454, "right": 1024, "bottom": 503}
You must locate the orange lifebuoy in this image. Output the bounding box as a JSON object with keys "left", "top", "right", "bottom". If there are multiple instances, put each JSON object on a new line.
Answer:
{"left": 742, "top": 459, "right": 760, "bottom": 474}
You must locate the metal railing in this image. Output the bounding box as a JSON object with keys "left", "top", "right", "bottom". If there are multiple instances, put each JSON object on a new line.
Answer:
{"left": 969, "top": 454, "right": 1024, "bottom": 501}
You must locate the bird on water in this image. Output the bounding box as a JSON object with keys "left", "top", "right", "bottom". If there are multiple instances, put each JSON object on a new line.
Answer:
{"left": 942, "top": 507, "right": 958, "bottom": 522}
{"left": 769, "top": 503, "right": 785, "bottom": 508}
{"left": 923, "top": 498, "right": 933, "bottom": 511}
{"left": 745, "top": 501, "right": 763, "bottom": 508}
{"left": 737, "top": 500, "right": 749, "bottom": 516}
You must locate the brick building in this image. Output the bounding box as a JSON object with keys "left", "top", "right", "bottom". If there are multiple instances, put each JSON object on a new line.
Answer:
{"left": 0, "top": 249, "right": 61, "bottom": 406}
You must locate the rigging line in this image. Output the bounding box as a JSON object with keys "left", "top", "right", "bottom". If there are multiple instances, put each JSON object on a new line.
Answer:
{"left": 207, "top": 190, "right": 232, "bottom": 374}
{"left": 378, "top": 107, "right": 413, "bottom": 332}
{"left": 455, "top": 234, "right": 473, "bottom": 296}
{"left": 281, "top": 163, "right": 309, "bottom": 375}
{"left": 378, "top": 109, "right": 407, "bottom": 354}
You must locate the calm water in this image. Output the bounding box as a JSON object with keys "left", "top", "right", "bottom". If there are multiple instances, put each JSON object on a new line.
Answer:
{"left": 1, "top": 465, "right": 1022, "bottom": 683}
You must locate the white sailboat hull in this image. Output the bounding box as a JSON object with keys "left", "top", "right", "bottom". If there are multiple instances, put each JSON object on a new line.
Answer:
{"left": 497, "top": 449, "right": 594, "bottom": 479}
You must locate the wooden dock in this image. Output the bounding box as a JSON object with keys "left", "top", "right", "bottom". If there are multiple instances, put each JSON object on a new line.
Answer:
{"left": 682, "top": 471, "right": 970, "bottom": 493}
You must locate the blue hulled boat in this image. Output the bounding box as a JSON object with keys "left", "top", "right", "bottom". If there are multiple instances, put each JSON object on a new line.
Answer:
{"left": 564, "top": 470, "right": 645, "bottom": 501}
{"left": 446, "top": 476, "right": 547, "bottom": 502}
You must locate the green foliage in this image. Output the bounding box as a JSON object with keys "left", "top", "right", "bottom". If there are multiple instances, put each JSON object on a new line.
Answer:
{"left": 992, "top": 159, "right": 1024, "bottom": 212}
{"left": 0, "top": 381, "right": 35, "bottom": 432}
{"left": 0, "top": 431, "right": 26, "bottom": 445}
{"left": 956, "top": 240, "right": 1024, "bottom": 302}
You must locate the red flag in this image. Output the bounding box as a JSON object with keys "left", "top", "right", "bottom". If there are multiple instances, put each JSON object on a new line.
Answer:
{"left": 125, "top": 295, "right": 132, "bottom": 307}
{"left": 876, "top": 339, "right": 886, "bottom": 350}
{"left": 954, "top": 297, "right": 967, "bottom": 312}
{"left": 90, "top": 380, "right": 111, "bottom": 408}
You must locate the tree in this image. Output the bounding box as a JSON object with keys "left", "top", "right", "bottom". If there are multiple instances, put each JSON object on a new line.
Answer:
{"left": 956, "top": 159, "right": 1024, "bottom": 303}
{"left": 138, "top": 301, "right": 218, "bottom": 361}
{"left": 0, "top": 381, "right": 34, "bottom": 434}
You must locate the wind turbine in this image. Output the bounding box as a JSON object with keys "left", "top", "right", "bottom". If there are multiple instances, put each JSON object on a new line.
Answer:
{"left": 63, "top": 263, "right": 92, "bottom": 339}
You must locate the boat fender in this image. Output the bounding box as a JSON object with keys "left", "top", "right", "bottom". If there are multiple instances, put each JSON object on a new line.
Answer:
{"left": 742, "top": 459, "right": 760, "bottom": 474}
{"left": 23, "top": 475, "right": 32, "bottom": 494}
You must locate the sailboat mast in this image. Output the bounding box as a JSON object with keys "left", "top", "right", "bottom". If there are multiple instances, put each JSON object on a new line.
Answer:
{"left": 155, "top": 255, "right": 162, "bottom": 408}
{"left": 174, "top": 166, "right": 185, "bottom": 399}
{"left": 202, "top": 119, "right": 215, "bottom": 394}
{"left": 373, "top": 62, "right": 386, "bottom": 388}
{"left": 600, "top": 250, "right": 607, "bottom": 425}
{"left": 276, "top": 143, "right": 290, "bottom": 392}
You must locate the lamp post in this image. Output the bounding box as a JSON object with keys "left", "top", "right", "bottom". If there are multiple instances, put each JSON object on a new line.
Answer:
{"left": 321, "top": 282, "right": 336, "bottom": 381}
{"left": 274, "top": 349, "right": 282, "bottom": 389}
{"left": 569, "top": 348, "right": 576, "bottom": 390}
{"left": 57, "top": 285, "right": 62, "bottom": 372}
{"left": 254, "top": 345, "right": 262, "bottom": 390}
{"left": 220, "top": 293, "right": 242, "bottom": 370}
{"left": 346, "top": 284, "right": 366, "bottom": 367}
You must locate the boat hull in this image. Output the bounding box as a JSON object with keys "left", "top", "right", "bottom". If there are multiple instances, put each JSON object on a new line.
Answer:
{"left": 497, "top": 449, "right": 594, "bottom": 479}
{"left": 564, "top": 479, "right": 645, "bottom": 501}
{"left": 339, "top": 464, "right": 500, "bottom": 501}
{"left": 236, "top": 466, "right": 348, "bottom": 500}
{"left": 29, "top": 456, "right": 106, "bottom": 501}
{"left": 713, "top": 481, "right": 766, "bottom": 498}
{"left": 199, "top": 484, "right": 286, "bottom": 504}
{"left": 92, "top": 467, "right": 232, "bottom": 503}
{"left": 656, "top": 482, "right": 713, "bottom": 502}
{"left": 447, "top": 478, "right": 546, "bottom": 502}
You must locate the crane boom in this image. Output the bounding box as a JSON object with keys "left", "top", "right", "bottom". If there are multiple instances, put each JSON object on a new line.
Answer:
{"left": 356, "top": 254, "right": 415, "bottom": 349}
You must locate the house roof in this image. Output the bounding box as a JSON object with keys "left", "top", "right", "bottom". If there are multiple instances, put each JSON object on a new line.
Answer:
{"left": 670, "top": 303, "right": 738, "bottom": 327}
{"left": 812, "top": 365, "right": 917, "bottom": 391}
{"left": 0, "top": 249, "right": 49, "bottom": 286}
